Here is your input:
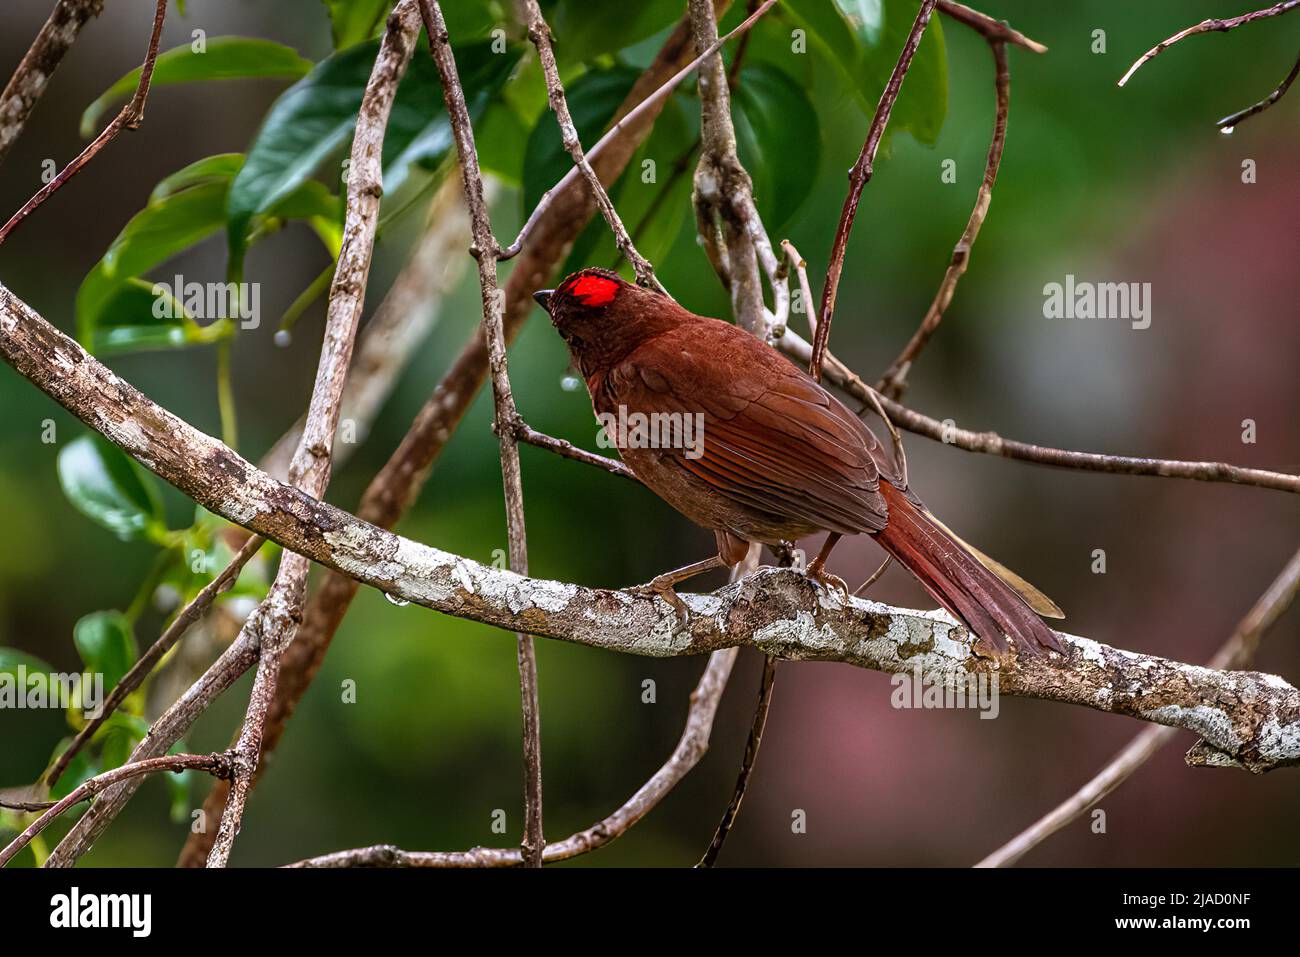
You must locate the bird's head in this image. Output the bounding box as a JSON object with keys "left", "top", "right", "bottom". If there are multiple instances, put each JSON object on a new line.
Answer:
{"left": 534, "top": 267, "right": 679, "bottom": 375}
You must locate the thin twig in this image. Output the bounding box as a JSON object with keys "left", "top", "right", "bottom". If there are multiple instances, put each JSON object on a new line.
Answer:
{"left": 419, "top": 0, "right": 544, "bottom": 867}
{"left": 778, "top": 328, "right": 1300, "bottom": 494}
{"left": 879, "top": 39, "right": 1009, "bottom": 399}
{"left": 853, "top": 556, "right": 893, "bottom": 597}
{"left": 520, "top": 0, "right": 662, "bottom": 290}
{"left": 1216, "top": 46, "right": 1300, "bottom": 131}
{"left": 0, "top": 0, "right": 105, "bottom": 166}
{"left": 0, "top": 753, "right": 232, "bottom": 867}
{"left": 698, "top": 651, "right": 777, "bottom": 867}
{"left": 977, "top": 545, "right": 1300, "bottom": 867}
{"left": 1118, "top": 0, "right": 1300, "bottom": 88}
{"left": 510, "top": 417, "right": 638, "bottom": 481}
{"left": 810, "top": 0, "right": 939, "bottom": 381}
{"left": 288, "top": 644, "right": 742, "bottom": 868}
{"left": 499, "top": 0, "right": 777, "bottom": 262}
{"left": 0, "top": 0, "right": 167, "bottom": 246}
{"left": 44, "top": 534, "right": 265, "bottom": 789}
{"left": 937, "top": 1, "right": 1046, "bottom": 53}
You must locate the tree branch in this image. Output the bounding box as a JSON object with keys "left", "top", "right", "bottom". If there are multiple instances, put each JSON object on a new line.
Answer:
{"left": 519, "top": 0, "right": 661, "bottom": 290}
{"left": 0, "top": 0, "right": 167, "bottom": 245}
{"left": 1216, "top": 45, "right": 1300, "bottom": 131}
{"left": 498, "top": 0, "right": 774, "bottom": 263}
{"left": 777, "top": 329, "right": 1300, "bottom": 494}
{"left": 418, "top": 0, "right": 545, "bottom": 867}
{"left": 5, "top": 285, "right": 1298, "bottom": 782}
{"left": 936, "top": 1, "right": 1046, "bottom": 53}
{"left": 687, "top": 0, "right": 780, "bottom": 338}
{"left": 879, "top": 38, "right": 1010, "bottom": 399}
{"left": 810, "top": 0, "right": 938, "bottom": 381}
{"left": 206, "top": 1, "right": 424, "bottom": 868}
{"left": 1118, "top": 0, "right": 1300, "bottom": 88}
{"left": 0, "top": 753, "right": 232, "bottom": 868}
{"left": 0, "top": 0, "right": 104, "bottom": 166}
{"left": 977, "top": 545, "right": 1300, "bottom": 866}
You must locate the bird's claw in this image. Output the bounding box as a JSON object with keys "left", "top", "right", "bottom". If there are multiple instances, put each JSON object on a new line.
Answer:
{"left": 632, "top": 576, "right": 691, "bottom": 627}
{"left": 806, "top": 563, "right": 850, "bottom": 603}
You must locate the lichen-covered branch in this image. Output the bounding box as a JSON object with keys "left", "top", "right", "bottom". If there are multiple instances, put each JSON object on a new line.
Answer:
{"left": 3, "top": 282, "right": 1297, "bottom": 774}
{"left": 0, "top": 0, "right": 104, "bottom": 166}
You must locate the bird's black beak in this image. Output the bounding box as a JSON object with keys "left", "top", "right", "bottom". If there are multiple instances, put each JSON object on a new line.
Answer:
{"left": 533, "top": 289, "right": 554, "bottom": 312}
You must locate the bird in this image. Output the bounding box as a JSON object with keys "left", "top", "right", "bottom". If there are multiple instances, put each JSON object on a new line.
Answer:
{"left": 533, "top": 267, "right": 1064, "bottom": 656}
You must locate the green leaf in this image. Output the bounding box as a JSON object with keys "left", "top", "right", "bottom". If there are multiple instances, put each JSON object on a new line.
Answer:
{"left": 322, "top": 0, "right": 394, "bottom": 49}
{"left": 75, "top": 178, "right": 227, "bottom": 342}
{"left": 80, "top": 38, "right": 312, "bottom": 137}
{"left": 57, "top": 435, "right": 167, "bottom": 542}
{"left": 785, "top": 0, "right": 947, "bottom": 145}
{"left": 523, "top": 66, "right": 639, "bottom": 215}
{"left": 150, "top": 153, "right": 244, "bottom": 202}
{"left": 166, "top": 740, "right": 195, "bottom": 823}
{"left": 73, "top": 611, "right": 138, "bottom": 697}
{"left": 47, "top": 739, "right": 97, "bottom": 801}
{"left": 733, "top": 65, "right": 821, "bottom": 230}
{"left": 0, "top": 647, "right": 52, "bottom": 677}
{"left": 84, "top": 279, "right": 198, "bottom": 358}
{"left": 549, "top": 0, "right": 685, "bottom": 64}
{"left": 228, "top": 39, "right": 517, "bottom": 268}
{"left": 78, "top": 155, "right": 340, "bottom": 350}
{"left": 226, "top": 42, "right": 379, "bottom": 265}
{"left": 93, "top": 713, "right": 150, "bottom": 772}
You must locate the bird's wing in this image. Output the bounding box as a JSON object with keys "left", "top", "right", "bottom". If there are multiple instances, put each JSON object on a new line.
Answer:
{"left": 602, "top": 324, "right": 890, "bottom": 535}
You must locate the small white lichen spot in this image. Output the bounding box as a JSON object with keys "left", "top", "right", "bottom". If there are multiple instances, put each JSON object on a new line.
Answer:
{"left": 1256, "top": 717, "right": 1300, "bottom": 763}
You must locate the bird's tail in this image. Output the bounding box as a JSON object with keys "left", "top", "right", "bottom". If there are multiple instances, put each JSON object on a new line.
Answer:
{"left": 873, "top": 485, "right": 1064, "bottom": 656}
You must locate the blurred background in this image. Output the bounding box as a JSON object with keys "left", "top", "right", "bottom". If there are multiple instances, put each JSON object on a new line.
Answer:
{"left": 0, "top": 0, "right": 1297, "bottom": 867}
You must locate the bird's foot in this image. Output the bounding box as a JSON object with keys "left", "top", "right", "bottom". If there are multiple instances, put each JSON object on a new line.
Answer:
{"left": 632, "top": 575, "right": 691, "bottom": 627}
{"left": 805, "top": 559, "right": 849, "bottom": 603}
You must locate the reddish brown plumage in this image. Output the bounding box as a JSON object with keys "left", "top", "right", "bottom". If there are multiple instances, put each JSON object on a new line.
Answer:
{"left": 536, "top": 267, "right": 1063, "bottom": 656}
